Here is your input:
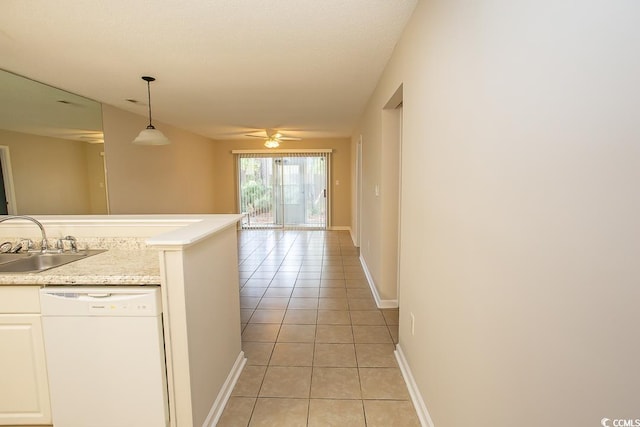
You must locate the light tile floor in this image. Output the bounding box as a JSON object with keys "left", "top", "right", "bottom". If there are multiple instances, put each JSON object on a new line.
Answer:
{"left": 217, "top": 230, "right": 420, "bottom": 427}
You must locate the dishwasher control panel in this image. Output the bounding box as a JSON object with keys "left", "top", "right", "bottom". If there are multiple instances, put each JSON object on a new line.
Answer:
{"left": 87, "top": 300, "right": 153, "bottom": 314}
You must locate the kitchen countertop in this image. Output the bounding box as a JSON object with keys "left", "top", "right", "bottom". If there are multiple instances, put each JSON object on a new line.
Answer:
{"left": 0, "top": 214, "right": 244, "bottom": 287}
{"left": 0, "top": 248, "right": 161, "bottom": 286}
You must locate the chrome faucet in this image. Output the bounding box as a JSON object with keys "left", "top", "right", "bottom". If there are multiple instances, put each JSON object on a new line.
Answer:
{"left": 56, "top": 235, "right": 78, "bottom": 253}
{"left": 0, "top": 215, "right": 49, "bottom": 253}
{"left": 9, "top": 238, "right": 33, "bottom": 253}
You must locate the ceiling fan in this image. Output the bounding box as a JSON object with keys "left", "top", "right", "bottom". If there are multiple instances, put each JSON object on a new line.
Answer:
{"left": 245, "top": 129, "right": 302, "bottom": 148}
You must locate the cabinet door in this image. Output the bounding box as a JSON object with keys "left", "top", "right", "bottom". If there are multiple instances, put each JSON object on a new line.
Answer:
{"left": 0, "top": 314, "right": 51, "bottom": 425}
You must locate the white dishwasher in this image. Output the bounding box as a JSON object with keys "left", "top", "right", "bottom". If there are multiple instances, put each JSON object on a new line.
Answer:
{"left": 40, "top": 287, "right": 169, "bottom": 427}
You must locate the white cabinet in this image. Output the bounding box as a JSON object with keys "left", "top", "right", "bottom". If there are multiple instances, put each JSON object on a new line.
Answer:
{"left": 0, "top": 286, "right": 51, "bottom": 425}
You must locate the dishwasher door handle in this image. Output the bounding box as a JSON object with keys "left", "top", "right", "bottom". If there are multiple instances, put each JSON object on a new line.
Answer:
{"left": 87, "top": 293, "right": 111, "bottom": 298}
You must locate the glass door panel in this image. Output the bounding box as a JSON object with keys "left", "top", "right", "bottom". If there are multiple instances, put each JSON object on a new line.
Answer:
{"left": 303, "top": 156, "right": 326, "bottom": 227}
{"left": 282, "top": 158, "right": 304, "bottom": 226}
{"left": 239, "top": 157, "right": 278, "bottom": 228}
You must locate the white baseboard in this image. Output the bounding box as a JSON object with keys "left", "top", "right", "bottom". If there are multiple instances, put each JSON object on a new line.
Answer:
{"left": 203, "top": 351, "right": 247, "bottom": 427}
{"left": 328, "top": 225, "right": 351, "bottom": 232}
{"left": 350, "top": 228, "right": 358, "bottom": 247}
{"left": 395, "top": 344, "right": 435, "bottom": 427}
{"left": 359, "top": 255, "right": 398, "bottom": 309}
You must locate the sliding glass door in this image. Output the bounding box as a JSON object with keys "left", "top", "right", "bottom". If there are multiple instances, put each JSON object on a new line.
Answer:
{"left": 238, "top": 153, "right": 329, "bottom": 229}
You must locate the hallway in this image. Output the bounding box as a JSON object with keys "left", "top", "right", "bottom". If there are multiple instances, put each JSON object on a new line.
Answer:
{"left": 218, "top": 230, "right": 420, "bottom": 426}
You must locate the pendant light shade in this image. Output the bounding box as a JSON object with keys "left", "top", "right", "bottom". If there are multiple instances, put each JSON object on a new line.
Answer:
{"left": 132, "top": 76, "right": 170, "bottom": 146}
{"left": 133, "top": 128, "right": 171, "bottom": 145}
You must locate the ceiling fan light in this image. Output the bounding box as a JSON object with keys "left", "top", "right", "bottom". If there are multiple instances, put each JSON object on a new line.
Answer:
{"left": 133, "top": 127, "right": 171, "bottom": 145}
{"left": 264, "top": 138, "right": 279, "bottom": 148}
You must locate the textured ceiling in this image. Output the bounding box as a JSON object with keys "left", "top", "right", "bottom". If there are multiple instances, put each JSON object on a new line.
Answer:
{"left": 0, "top": 0, "right": 417, "bottom": 141}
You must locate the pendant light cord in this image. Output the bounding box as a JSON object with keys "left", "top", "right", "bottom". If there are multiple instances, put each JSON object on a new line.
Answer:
{"left": 146, "top": 80, "right": 154, "bottom": 129}
{"left": 132, "top": 75, "right": 170, "bottom": 145}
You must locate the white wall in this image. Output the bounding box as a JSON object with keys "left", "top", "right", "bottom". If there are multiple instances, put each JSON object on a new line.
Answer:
{"left": 355, "top": 0, "right": 640, "bottom": 425}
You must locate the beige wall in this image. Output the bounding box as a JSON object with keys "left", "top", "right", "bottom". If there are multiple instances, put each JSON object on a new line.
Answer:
{"left": 101, "top": 107, "right": 350, "bottom": 223}
{"left": 85, "top": 143, "right": 108, "bottom": 214}
{"left": 212, "top": 138, "right": 351, "bottom": 227}
{"left": 355, "top": 0, "right": 640, "bottom": 425}
{"left": 0, "top": 129, "right": 106, "bottom": 214}
{"left": 102, "top": 105, "right": 217, "bottom": 214}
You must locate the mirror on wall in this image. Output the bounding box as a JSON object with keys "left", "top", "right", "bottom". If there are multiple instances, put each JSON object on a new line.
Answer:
{"left": 0, "top": 69, "right": 108, "bottom": 215}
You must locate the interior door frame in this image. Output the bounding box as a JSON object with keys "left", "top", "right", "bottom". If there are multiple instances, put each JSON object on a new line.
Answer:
{"left": 355, "top": 135, "right": 362, "bottom": 247}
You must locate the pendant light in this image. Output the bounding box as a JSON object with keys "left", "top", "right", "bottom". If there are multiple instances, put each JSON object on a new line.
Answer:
{"left": 132, "top": 76, "right": 171, "bottom": 145}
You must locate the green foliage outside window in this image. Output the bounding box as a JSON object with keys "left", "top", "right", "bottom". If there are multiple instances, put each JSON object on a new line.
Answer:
{"left": 241, "top": 180, "right": 272, "bottom": 214}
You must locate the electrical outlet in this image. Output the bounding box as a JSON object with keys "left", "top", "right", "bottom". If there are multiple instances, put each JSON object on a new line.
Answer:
{"left": 410, "top": 312, "right": 415, "bottom": 336}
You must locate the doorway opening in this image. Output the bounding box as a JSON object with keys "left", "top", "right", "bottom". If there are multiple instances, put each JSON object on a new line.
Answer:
{"left": 236, "top": 151, "right": 330, "bottom": 229}
{"left": 378, "top": 84, "right": 403, "bottom": 307}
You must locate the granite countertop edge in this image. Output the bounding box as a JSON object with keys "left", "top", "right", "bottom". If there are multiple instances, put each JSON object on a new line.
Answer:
{"left": 0, "top": 248, "right": 161, "bottom": 287}
{"left": 0, "top": 275, "right": 162, "bottom": 286}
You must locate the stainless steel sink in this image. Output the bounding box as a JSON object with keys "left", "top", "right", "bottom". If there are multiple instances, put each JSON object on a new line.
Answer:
{"left": 0, "top": 253, "right": 30, "bottom": 265}
{"left": 0, "top": 250, "right": 106, "bottom": 273}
